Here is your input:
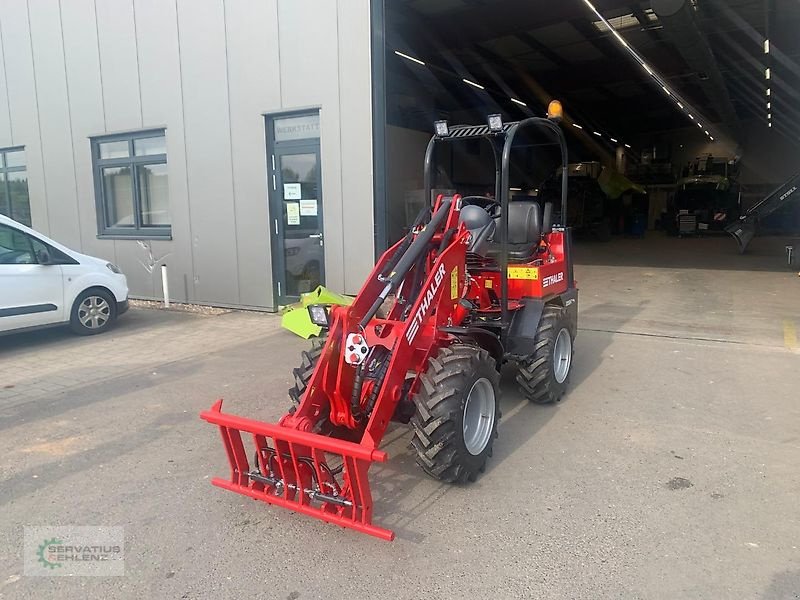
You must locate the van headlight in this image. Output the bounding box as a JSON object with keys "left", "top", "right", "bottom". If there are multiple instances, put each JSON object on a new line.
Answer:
{"left": 106, "top": 262, "right": 122, "bottom": 274}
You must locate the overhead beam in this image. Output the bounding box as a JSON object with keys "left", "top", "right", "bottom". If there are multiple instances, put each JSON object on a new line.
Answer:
{"left": 630, "top": 4, "right": 664, "bottom": 45}
{"left": 568, "top": 17, "right": 620, "bottom": 61}
{"left": 651, "top": 0, "right": 742, "bottom": 145}
{"left": 514, "top": 32, "right": 572, "bottom": 69}
{"left": 389, "top": 0, "right": 625, "bottom": 50}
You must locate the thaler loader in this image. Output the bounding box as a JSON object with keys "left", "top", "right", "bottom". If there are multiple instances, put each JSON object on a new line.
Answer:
{"left": 201, "top": 104, "right": 578, "bottom": 540}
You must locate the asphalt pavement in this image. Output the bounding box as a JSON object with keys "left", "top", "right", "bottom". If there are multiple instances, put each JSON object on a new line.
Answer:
{"left": 1, "top": 235, "right": 798, "bottom": 599}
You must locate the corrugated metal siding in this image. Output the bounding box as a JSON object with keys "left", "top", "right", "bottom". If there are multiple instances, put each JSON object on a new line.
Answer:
{"left": 0, "top": 0, "right": 374, "bottom": 310}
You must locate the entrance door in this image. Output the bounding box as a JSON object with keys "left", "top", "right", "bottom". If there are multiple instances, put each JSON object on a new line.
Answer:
{"left": 267, "top": 112, "right": 324, "bottom": 305}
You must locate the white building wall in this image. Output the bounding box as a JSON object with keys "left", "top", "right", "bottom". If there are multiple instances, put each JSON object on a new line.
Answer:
{"left": 0, "top": 0, "right": 375, "bottom": 310}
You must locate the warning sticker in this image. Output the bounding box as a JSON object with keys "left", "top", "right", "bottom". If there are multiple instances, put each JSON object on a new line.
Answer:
{"left": 507, "top": 266, "right": 539, "bottom": 280}
{"left": 450, "top": 266, "right": 459, "bottom": 299}
{"left": 485, "top": 279, "right": 493, "bottom": 288}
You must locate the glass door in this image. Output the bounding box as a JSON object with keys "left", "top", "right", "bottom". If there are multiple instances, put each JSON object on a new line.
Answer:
{"left": 267, "top": 111, "right": 324, "bottom": 305}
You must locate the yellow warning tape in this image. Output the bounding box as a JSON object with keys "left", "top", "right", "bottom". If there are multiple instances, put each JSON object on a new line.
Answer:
{"left": 784, "top": 319, "right": 798, "bottom": 350}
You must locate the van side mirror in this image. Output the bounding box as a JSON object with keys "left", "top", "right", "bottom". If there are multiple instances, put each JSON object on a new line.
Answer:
{"left": 36, "top": 249, "right": 52, "bottom": 265}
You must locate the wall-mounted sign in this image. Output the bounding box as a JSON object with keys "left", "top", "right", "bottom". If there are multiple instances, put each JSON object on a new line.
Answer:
{"left": 286, "top": 202, "right": 300, "bottom": 225}
{"left": 283, "top": 183, "right": 302, "bottom": 200}
{"left": 274, "top": 113, "right": 320, "bottom": 143}
{"left": 299, "top": 199, "right": 318, "bottom": 216}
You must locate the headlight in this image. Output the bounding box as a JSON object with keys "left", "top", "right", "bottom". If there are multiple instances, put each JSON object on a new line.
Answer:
{"left": 307, "top": 304, "right": 329, "bottom": 328}
{"left": 106, "top": 262, "right": 122, "bottom": 274}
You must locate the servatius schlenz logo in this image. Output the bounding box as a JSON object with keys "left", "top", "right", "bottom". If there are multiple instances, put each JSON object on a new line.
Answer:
{"left": 25, "top": 526, "right": 125, "bottom": 576}
{"left": 37, "top": 538, "right": 64, "bottom": 569}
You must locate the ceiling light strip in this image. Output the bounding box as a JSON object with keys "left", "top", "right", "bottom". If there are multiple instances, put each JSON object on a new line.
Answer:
{"left": 394, "top": 50, "right": 425, "bottom": 66}
{"left": 391, "top": 45, "right": 637, "bottom": 151}
{"left": 580, "top": 0, "right": 717, "bottom": 141}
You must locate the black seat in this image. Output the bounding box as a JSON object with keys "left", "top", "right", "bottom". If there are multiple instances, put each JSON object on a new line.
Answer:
{"left": 486, "top": 201, "right": 541, "bottom": 262}
{"left": 459, "top": 204, "right": 496, "bottom": 255}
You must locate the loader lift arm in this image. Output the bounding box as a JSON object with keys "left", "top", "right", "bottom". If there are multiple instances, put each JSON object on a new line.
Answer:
{"left": 726, "top": 170, "right": 800, "bottom": 253}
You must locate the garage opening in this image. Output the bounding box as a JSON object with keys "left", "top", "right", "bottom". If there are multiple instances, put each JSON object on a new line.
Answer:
{"left": 375, "top": 0, "right": 800, "bottom": 275}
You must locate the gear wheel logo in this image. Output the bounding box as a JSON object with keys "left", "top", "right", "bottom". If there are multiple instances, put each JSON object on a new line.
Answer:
{"left": 37, "top": 538, "right": 63, "bottom": 569}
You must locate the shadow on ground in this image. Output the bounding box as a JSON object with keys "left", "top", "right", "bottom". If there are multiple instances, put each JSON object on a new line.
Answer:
{"left": 763, "top": 569, "right": 800, "bottom": 600}
{"left": 366, "top": 299, "right": 644, "bottom": 542}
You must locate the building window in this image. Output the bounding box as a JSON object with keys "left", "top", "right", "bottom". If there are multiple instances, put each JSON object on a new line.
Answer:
{"left": 91, "top": 130, "right": 170, "bottom": 238}
{"left": 0, "top": 147, "right": 31, "bottom": 227}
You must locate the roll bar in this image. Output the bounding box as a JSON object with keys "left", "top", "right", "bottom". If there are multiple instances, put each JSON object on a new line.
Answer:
{"left": 422, "top": 117, "right": 569, "bottom": 332}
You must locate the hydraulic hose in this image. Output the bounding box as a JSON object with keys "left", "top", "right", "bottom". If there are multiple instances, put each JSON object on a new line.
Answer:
{"left": 350, "top": 363, "right": 365, "bottom": 419}
{"left": 359, "top": 198, "right": 452, "bottom": 329}
{"left": 379, "top": 203, "right": 430, "bottom": 280}
{"left": 365, "top": 347, "right": 392, "bottom": 416}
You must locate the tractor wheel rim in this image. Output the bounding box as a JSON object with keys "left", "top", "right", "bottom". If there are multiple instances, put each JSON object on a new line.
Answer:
{"left": 463, "top": 377, "right": 496, "bottom": 456}
{"left": 553, "top": 328, "right": 572, "bottom": 384}
{"left": 78, "top": 296, "right": 111, "bottom": 329}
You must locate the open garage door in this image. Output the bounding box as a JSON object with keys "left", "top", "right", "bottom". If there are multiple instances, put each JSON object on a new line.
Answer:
{"left": 374, "top": 0, "right": 800, "bottom": 268}
{"left": 373, "top": 0, "right": 800, "bottom": 348}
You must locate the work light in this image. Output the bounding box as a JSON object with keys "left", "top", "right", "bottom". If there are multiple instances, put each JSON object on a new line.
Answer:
{"left": 487, "top": 114, "right": 503, "bottom": 132}
{"left": 434, "top": 120, "right": 449, "bottom": 136}
{"left": 307, "top": 304, "right": 329, "bottom": 328}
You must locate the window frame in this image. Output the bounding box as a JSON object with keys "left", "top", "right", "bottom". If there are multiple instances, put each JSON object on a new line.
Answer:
{"left": 0, "top": 145, "right": 30, "bottom": 227}
{"left": 90, "top": 129, "right": 171, "bottom": 239}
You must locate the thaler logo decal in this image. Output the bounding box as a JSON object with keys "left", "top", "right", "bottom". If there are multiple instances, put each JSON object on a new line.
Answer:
{"left": 406, "top": 263, "right": 446, "bottom": 343}
{"left": 542, "top": 272, "right": 564, "bottom": 288}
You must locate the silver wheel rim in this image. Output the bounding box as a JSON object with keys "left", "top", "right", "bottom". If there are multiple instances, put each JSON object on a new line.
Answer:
{"left": 553, "top": 328, "right": 572, "bottom": 384}
{"left": 78, "top": 296, "right": 111, "bottom": 329}
{"left": 462, "top": 377, "right": 496, "bottom": 456}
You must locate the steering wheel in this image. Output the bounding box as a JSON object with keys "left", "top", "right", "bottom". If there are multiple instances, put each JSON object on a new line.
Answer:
{"left": 461, "top": 195, "right": 501, "bottom": 215}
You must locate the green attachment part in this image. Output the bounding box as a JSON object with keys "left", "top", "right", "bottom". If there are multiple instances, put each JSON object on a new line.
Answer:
{"left": 597, "top": 167, "right": 647, "bottom": 200}
{"left": 280, "top": 285, "right": 353, "bottom": 339}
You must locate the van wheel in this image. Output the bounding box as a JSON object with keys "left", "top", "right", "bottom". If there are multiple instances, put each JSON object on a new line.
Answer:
{"left": 70, "top": 289, "right": 116, "bottom": 335}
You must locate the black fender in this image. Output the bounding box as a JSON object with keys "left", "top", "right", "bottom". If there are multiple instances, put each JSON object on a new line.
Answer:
{"left": 506, "top": 298, "right": 544, "bottom": 357}
{"left": 506, "top": 288, "right": 579, "bottom": 357}
{"left": 439, "top": 326, "right": 504, "bottom": 366}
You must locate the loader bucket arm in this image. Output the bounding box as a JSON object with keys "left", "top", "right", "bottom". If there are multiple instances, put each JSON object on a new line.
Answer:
{"left": 201, "top": 399, "right": 394, "bottom": 540}
{"left": 200, "top": 198, "right": 465, "bottom": 541}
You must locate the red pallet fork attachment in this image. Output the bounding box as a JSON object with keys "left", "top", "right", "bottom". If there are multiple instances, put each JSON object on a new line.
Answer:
{"left": 200, "top": 399, "right": 394, "bottom": 541}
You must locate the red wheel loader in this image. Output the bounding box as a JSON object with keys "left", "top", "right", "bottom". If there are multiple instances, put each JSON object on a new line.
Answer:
{"left": 201, "top": 105, "right": 578, "bottom": 541}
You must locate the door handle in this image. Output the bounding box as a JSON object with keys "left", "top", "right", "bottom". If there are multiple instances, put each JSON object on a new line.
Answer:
{"left": 309, "top": 233, "right": 323, "bottom": 239}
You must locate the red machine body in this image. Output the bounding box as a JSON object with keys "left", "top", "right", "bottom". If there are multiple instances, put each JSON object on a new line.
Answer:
{"left": 202, "top": 116, "right": 578, "bottom": 540}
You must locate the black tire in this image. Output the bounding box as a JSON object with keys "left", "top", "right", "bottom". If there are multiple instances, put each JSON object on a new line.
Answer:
{"left": 516, "top": 304, "right": 574, "bottom": 404}
{"left": 410, "top": 345, "right": 500, "bottom": 483}
{"left": 69, "top": 288, "right": 117, "bottom": 336}
{"left": 288, "top": 335, "right": 327, "bottom": 405}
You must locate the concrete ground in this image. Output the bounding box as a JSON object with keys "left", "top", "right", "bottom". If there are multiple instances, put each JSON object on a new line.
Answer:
{"left": 1, "top": 233, "right": 798, "bottom": 599}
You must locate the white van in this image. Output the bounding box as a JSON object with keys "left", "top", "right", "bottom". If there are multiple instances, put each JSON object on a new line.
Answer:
{"left": 0, "top": 214, "right": 129, "bottom": 336}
